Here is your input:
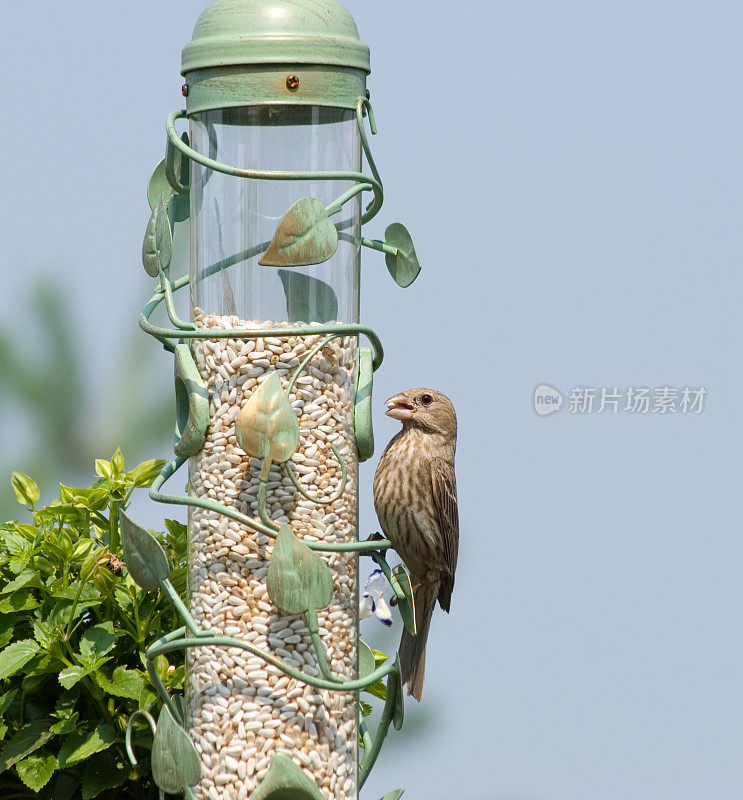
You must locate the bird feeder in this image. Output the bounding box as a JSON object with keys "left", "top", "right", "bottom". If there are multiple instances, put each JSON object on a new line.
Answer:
{"left": 123, "top": 2, "right": 422, "bottom": 799}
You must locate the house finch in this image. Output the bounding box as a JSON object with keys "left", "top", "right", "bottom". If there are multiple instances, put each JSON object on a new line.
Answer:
{"left": 373, "top": 388, "right": 458, "bottom": 701}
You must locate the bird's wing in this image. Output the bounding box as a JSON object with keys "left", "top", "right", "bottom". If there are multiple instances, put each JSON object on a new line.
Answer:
{"left": 432, "top": 458, "right": 459, "bottom": 611}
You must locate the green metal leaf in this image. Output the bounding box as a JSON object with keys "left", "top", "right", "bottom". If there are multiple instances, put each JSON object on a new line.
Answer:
{"left": 151, "top": 704, "right": 200, "bottom": 794}
{"left": 120, "top": 510, "right": 170, "bottom": 591}
{"left": 278, "top": 269, "right": 339, "bottom": 323}
{"left": 251, "top": 752, "right": 325, "bottom": 800}
{"left": 147, "top": 158, "right": 190, "bottom": 222}
{"left": 354, "top": 347, "right": 374, "bottom": 462}
{"left": 384, "top": 223, "right": 421, "bottom": 288}
{"left": 11, "top": 472, "right": 40, "bottom": 507}
{"left": 142, "top": 195, "right": 172, "bottom": 277}
{"left": 378, "top": 791, "right": 405, "bottom": 800}
{"left": 267, "top": 524, "right": 333, "bottom": 616}
{"left": 173, "top": 344, "right": 210, "bottom": 459}
{"left": 170, "top": 693, "right": 186, "bottom": 726}
{"left": 392, "top": 564, "right": 417, "bottom": 636}
{"left": 259, "top": 197, "right": 338, "bottom": 267}
{"left": 391, "top": 656, "right": 404, "bottom": 731}
{"left": 236, "top": 372, "right": 300, "bottom": 463}
{"left": 359, "top": 640, "right": 375, "bottom": 680}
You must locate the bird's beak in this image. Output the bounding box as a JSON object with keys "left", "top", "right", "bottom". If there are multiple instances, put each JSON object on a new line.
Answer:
{"left": 386, "top": 393, "right": 415, "bottom": 421}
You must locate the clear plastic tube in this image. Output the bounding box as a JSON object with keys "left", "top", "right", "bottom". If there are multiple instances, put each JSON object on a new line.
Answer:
{"left": 189, "top": 105, "right": 361, "bottom": 324}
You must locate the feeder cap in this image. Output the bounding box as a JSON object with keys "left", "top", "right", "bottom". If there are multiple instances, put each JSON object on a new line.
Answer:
{"left": 181, "top": 0, "right": 370, "bottom": 76}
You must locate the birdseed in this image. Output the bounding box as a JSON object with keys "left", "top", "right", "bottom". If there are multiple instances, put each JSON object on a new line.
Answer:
{"left": 186, "top": 311, "right": 358, "bottom": 800}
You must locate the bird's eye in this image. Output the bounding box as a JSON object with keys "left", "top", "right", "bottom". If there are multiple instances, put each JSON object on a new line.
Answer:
{"left": 421, "top": 394, "right": 433, "bottom": 406}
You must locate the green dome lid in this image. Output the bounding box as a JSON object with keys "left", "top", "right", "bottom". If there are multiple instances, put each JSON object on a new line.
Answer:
{"left": 181, "top": 0, "right": 370, "bottom": 75}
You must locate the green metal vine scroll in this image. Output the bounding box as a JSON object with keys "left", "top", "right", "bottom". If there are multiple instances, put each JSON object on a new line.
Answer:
{"left": 126, "top": 96, "right": 421, "bottom": 800}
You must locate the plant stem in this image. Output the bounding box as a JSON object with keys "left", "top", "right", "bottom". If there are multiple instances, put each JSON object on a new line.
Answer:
{"left": 109, "top": 500, "right": 120, "bottom": 554}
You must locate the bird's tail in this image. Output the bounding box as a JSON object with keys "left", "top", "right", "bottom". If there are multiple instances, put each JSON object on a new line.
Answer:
{"left": 399, "top": 580, "right": 439, "bottom": 702}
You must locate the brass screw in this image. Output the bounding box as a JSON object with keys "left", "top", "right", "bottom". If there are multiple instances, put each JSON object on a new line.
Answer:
{"left": 181, "top": 83, "right": 189, "bottom": 97}
{"left": 286, "top": 74, "right": 300, "bottom": 91}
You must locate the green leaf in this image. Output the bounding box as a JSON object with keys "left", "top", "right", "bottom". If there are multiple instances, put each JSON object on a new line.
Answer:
{"left": 0, "top": 569, "right": 43, "bottom": 595}
{"left": 0, "top": 689, "right": 18, "bottom": 716}
{"left": 2, "top": 535, "right": 33, "bottom": 574}
{"left": 0, "top": 589, "right": 39, "bottom": 614}
{"left": 111, "top": 448, "right": 125, "bottom": 477}
{"left": 58, "top": 724, "right": 115, "bottom": 767}
{"left": 359, "top": 699, "right": 372, "bottom": 718}
{"left": 50, "top": 712, "right": 78, "bottom": 735}
{"left": 93, "top": 666, "right": 146, "bottom": 701}
{"left": 151, "top": 705, "right": 200, "bottom": 794}
{"left": 259, "top": 197, "right": 338, "bottom": 268}
{"left": 11, "top": 472, "right": 40, "bottom": 507}
{"left": 58, "top": 665, "right": 95, "bottom": 690}
{"left": 278, "top": 269, "right": 339, "bottom": 324}
{"left": 0, "top": 618, "right": 14, "bottom": 650}
{"left": 48, "top": 771, "right": 80, "bottom": 800}
{"left": 51, "top": 583, "right": 100, "bottom": 602}
{"left": 266, "top": 524, "right": 333, "bottom": 616}
{"left": 235, "top": 372, "right": 300, "bottom": 463}
{"left": 142, "top": 195, "right": 172, "bottom": 277}
{"left": 79, "top": 622, "right": 117, "bottom": 659}
{"left": 0, "top": 718, "right": 54, "bottom": 772}
{"left": 125, "top": 458, "right": 167, "bottom": 488}
{"left": 120, "top": 510, "right": 170, "bottom": 591}
{"left": 82, "top": 750, "right": 127, "bottom": 799}
{"left": 364, "top": 678, "right": 387, "bottom": 702}
{"left": 94, "top": 459, "right": 112, "bottom": 479}
{"left": 16, "top": 750, "right": 56, "bottom": 792}
{"left": 32, "top": 619, "right": 57, "bottom": 649}
{"left": 0, "top": 639, "right": 39, "bottom": 680}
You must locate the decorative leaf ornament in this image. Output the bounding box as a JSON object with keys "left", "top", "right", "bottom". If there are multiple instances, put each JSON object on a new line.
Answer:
{"left": 151, "top": 705, "right": 200, "bottom": 794}
{"left": 141, "top": 195, "right": 172, "bottom": 277}
{"left": 259, "top": 197, "right": 338, "bottom": 267}
{"left": 384, "top": 222, "right": 421, "bottom": 287}
{"left": 252, "top": 752, "right": 325, "bottom": 800}
{"left": 236, "top": 372, "right": 299, "bottom": 463}
{"left": 392, "top": 563, "right": 417, "bottom": 636}
{"left": 278, "top": 269, "right": 339, "bottom": 323}
{"left": 120, "top": 510, "right": 170, "bottom": 591}
{"left": 391, "top": 655, "right": 405, "bottom": 731}
{"left": 359, "top": 640, "right": 376, "bottom": 679}
{"left": 267, "top": 524, "right": 333, "bottom": 616}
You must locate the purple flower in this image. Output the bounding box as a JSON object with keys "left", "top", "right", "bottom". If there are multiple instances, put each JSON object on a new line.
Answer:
{"left": 359, "top": 569, "right": 393, "bottom": 626}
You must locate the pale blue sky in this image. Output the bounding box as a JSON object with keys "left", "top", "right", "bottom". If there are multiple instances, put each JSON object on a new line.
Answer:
{"left": 2, "top": 1, "right": 743, "bottom": 798}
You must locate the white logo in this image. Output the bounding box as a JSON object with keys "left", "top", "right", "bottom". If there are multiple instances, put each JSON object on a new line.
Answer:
{"left": 534, "top": 385, "right": 563, "bottom": 415}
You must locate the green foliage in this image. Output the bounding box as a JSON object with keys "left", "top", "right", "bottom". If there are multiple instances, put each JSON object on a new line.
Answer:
{"left": 0, "top": 454, "right": 187, "bottom": 800}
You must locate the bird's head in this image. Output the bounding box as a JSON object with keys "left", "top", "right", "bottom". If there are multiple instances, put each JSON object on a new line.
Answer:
{"left": 385, "top": 388, "right": 457, "bottom": 438}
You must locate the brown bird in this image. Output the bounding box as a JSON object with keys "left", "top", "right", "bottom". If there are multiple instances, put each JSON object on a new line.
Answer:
{"left": 373, "top": 388, "right": 459, "bottom": 701}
